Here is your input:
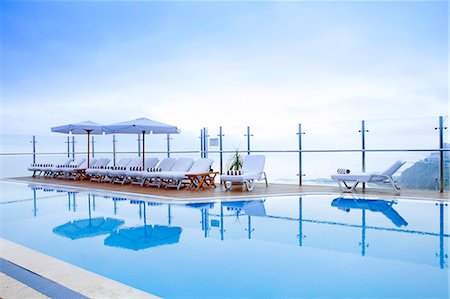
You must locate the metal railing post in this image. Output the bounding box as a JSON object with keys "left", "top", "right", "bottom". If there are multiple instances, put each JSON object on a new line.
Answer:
{"left": 436, "top": 116, "right": 447, "bottom": 193}
{"left": 200, "top": 129, "right": 204, "bottom": 158}
{"left": 137, "top": 134, "right": 142, "bottom": 157}
{"left": 203, "top": 127, "right": 209, "bottom": 158}
{"left": 30, "top": 135, "right": 36, "bottom": 164}
{"left": 297, "top": 124, "right": 305, "bottom": 185}
{"left": 71, "top": 136, "right": 75, "bottom": 159}
{"left": 91, "top": 136, "right": 95, "bottom": 158}
{"left": 245, "top": 126, "right": 253, "bottom": 155}
{"left": 166, "top": 134, "right": 172, "bottom": 158}
{"left": 66, "top": 137, "right": 70, "bottom": 158}
{"left": 218, "top": 126, "right": 224, "bottom": 174}
{"left": 359, "top": 120, "right": 368, "bottom": 190}
{"left": 112, "top": 134, "right": 117, "bottom": 166}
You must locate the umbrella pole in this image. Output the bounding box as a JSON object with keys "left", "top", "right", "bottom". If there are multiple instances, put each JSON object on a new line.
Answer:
{"left": 87, "top": 131, "right": 91, "bottom": 168}
{"left": 142, "top": 131, "right": 145, "bottom": 170}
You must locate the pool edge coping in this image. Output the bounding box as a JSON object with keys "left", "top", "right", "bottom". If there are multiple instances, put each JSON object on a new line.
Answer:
{"left": 0, "top": 238, "right": 160, "bottom": 299}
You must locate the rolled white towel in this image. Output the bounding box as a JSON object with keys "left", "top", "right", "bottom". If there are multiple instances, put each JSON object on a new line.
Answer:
{"left": 337, "top": 168, "right": 351, "bottom": 174}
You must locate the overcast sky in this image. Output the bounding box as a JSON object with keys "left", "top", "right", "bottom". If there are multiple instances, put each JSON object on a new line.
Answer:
{"left": 1, "top": 0, "right": 448, "bottom": 135}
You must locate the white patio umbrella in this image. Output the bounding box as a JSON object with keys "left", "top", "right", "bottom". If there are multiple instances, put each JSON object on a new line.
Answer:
{"left": 103, "top": 117, "right": 180, "bottom": 169}
{"left": 51, "top": 121, "right": 104, "bottom": 168}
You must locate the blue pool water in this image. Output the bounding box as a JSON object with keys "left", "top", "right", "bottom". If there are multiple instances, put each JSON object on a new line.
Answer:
{"left": 0, "top": 181, "right": 448, "bottom": 298}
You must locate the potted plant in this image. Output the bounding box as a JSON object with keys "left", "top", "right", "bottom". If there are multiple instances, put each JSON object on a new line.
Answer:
{"left": 226, "top": 149, "right": 244, "bottom": 185}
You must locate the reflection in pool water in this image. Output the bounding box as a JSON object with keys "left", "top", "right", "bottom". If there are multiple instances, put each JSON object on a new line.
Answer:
{"left": 105, "top": 200, "right": 182, "bottom": 251}
{"left": 331, "top": 197, "right": 408, "bottom": 227}
{"left": 0, "top": 182, "right": 448, "bottom": 298}
{"left": 53, "top": 195, "right": 125, "bottom": 240}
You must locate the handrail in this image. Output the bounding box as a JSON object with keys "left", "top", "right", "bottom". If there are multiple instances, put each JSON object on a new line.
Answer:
{"left": 1, "top": 148, "right": 449, "bottom": 156}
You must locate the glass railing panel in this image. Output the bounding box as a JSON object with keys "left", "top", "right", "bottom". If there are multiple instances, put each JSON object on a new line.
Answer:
{"left": 219, "top": 124, "right": 249, "bottom": 153}
{"left": 301, "top": 120, "right": 361, "bottom": 150}
{"left": 365, "top": 116, "right": 442, "bottom": 150}
{"left": 366, "top": 151, "right": 446, "bottom": 191}
{"left": 0, "top": 153, "right": 69, "bottom": 179}
{"left": 170, "top": 129, "right": 200, "bottom": 155}
{"left": 246, "top": 123, "right": 297, "bottom": 152}
{"left": 302, "top": 152, "right": 362, "bottom": 186}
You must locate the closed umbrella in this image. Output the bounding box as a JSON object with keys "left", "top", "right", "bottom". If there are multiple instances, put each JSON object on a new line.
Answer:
{"left": 51, "top": 121, "right": 104, "bottom": 168}
{"left": 103, "top": 117, "right": 180, "bottom": 169}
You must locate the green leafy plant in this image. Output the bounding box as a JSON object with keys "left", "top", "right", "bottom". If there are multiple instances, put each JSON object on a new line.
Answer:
{"left": 227, "top": 148, "right": 244, "bottom": 171}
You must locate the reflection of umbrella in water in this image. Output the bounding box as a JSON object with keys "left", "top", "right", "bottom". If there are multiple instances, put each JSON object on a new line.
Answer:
{"left": 104, "top": 199, "right": 182, "bottom": 251}
{"left": 53, "top": 217, "right": 125, "bottom": 240}
{"left": 104, "top": 225, "right": 182, "bottom": 251}
{"left": 222, "top": 200, "right": 266, "bottom": 217}
{"left": 331, "top": 197, "right": 408, "bottom": 227}
{"left": 53, "top": 194, "right": 124, "bottom": 240}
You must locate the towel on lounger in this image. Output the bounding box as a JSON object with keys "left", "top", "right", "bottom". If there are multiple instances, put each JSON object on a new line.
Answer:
{"left": 337, "top": 168, "right": 351, "bottom": 174}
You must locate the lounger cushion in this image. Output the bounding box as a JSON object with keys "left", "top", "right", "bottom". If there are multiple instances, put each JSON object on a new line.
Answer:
{"left": 332, "top": 173, "right": 368, "bottom": 182}
{"left": 221, "top": 155, "right": 266, "bottom": 185}
{"left": 156, "top": 158, "right": 177, "bottom": 171}
{"left": 142, "top": 171, "right": 163, "bottom": 179}
{"left": 331, "top": 173, "right": 385, "bottom": 183}
{"left": 221, "top": 172, "right": 261, "bottom": 182}
{"left": 381, "top": 160, "right": 405, "bottom": 176}
{"left": 159, "top": 171, "right": 190, "bottom": 180}
{"left": 107, "top": 158, "right": 132, "bottom": 176}
{"left": 188, "top": 159, "right": 214, "bottom": 174}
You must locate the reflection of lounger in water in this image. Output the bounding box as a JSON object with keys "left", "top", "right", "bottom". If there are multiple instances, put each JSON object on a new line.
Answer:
{"left": 331, "top": 197, "right": 408, "bottom": 227}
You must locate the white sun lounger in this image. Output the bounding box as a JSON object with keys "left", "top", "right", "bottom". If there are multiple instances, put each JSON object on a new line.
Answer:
{"left": 161, "top": 158, "right": 214, "bottom": 190}
{"left": 88, "top": 159, "right": 114, "bottom": 182}
{"left": 28, "top": 158, "right": 73, "bottom": 177}
{"left": 110, "top": 157, "right": 142, "bottom": 184}
{"left": 52, "top": 157, "right": 86, "bottom": 178}
{"left": 330, "top": 160, "right": 406, "bottom": 194}
{"left": 99, "top": 158, "right": 132, "bottom": 183}
{"left": 138, "top": 158, "right": 177, "bottom": 186}
{"left": 85, "top": 158, "right": 111, "bottom": 179}
{"left": 149, "top": 158, "right": 194, "bottom": 188}
{"left": 35, "top": 158, "right": 74, "bottom": 177}
{"left": 221, "top": 155, "right": 268, "bottom": 191}
{"left": 126, "top": 157, "right": 159, "bottom": 185}
{"left": 62, "top": 158, "right": 98, "bottom": 180}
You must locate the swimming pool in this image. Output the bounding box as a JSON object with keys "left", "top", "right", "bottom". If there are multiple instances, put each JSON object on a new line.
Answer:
{"left": 0, "top": 181, "right": 448, "bottom": 298}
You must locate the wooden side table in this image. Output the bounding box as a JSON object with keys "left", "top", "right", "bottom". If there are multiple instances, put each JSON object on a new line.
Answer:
{"left": 186, "top": 172, "right": 219, "bottom": 191}
{"left": 75, "top": 168, "right": 87, "bottom": 181}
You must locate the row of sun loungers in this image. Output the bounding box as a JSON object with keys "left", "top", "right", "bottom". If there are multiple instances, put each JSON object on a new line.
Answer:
{"left": 28, "top": 155, "right": 407, "bottom": 193}
{"left": 28, "top": 155, "right": 269, "bottom": 191}
{"left": 28, "top": 157, "right": 86, "bottom": 178}
{"left": 90, "top": 158, "right": 214, "bottom": 189}
{"left": 29, "top": 156, "right": 215, "bottom": 190}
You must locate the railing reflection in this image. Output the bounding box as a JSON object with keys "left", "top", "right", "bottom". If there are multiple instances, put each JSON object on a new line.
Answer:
{"left": 23, "top": 185, "right": 449, "bottom": 268}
